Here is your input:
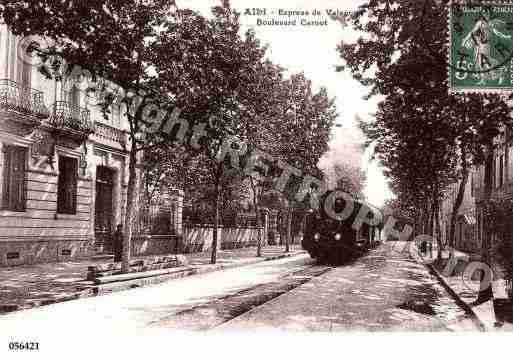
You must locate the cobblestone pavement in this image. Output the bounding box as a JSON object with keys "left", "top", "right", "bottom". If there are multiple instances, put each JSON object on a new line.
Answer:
{"left": 0, "top": 244, "right": 303, "bottom": 312}
{"left": 219, "top": 242, "right": 479, "bottom": 331}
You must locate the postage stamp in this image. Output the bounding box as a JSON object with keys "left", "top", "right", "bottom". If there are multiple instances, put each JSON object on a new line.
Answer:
{"left": 448, "top": 1, "right": 513, "bottom": 93}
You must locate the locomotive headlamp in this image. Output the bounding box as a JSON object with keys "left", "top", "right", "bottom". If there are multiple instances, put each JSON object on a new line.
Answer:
{"left": 314, "top": 233, "right": 320, "bottom": 240}
{"left": 334, "top": 233, "right": 341, "bottom": 241}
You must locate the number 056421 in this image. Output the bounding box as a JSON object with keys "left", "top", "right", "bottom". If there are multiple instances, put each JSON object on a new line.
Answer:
{"left": 8, "top": 342, "right": 39, "bottom": 351}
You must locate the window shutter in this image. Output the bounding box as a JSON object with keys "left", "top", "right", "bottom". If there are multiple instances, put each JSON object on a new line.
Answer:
{"left": 2, "top": 146, "right": 11, "bottom": 208}
{"left": 2, "top": 146, "right": 26, "bottom": 211}
{"left": 70, "top": 157, "right": 77, "bottom": 213}
{"left": 13, "top": 147, "right": 26, "bottom": 211}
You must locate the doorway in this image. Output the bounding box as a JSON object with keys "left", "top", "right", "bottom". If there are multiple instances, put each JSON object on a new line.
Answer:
{"left": 95, "top": 166, "right": 115, "bottom": 252}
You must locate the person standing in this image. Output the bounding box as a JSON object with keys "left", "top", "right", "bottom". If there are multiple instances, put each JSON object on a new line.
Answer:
{"left": 113, "top": 224, "right": 124, "bottom": 262}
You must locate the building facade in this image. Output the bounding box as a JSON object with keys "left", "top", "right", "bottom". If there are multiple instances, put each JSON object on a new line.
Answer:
{"left": 440, "top": 174, "right": 478, "bottom": 252}
{"left": 441, "top": 127, "right": 513, "bottom": 253}
{"left": 0, "top": 26, "right": 164, "bottom": 266}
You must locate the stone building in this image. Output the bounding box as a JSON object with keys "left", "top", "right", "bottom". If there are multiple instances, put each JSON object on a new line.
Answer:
{"left": 0, "top": 26, "right": 182, "bottom": 266}
{"left": 473, "top": 128, "right": 513, "bottom": 250}
{"left": 441, "top": 127, "right": 513, "bottom": 253}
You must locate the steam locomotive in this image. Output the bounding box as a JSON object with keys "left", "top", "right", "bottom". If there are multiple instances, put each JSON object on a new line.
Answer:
{"left": 302, "top": 192, "right": 383, "bottom": 264}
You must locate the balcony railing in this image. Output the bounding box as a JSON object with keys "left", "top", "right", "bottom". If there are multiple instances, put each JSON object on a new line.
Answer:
{"left": 49, "top": 101, "right": 95, "bottom": 135}
{"left": 0, "top": 79, "right": 50, "bottom": 119}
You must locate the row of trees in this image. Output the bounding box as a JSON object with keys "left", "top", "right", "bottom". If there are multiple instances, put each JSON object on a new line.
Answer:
{"left": 340, "top": 0, "right": 513, "bottom": 300}
{"left": 1, "top": 1, "right": 336, "bottom": 269}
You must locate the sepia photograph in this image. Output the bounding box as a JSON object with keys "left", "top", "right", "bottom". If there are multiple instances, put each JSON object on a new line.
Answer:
{"left": 0, "top": 0, "right": 511, "bottom": 357}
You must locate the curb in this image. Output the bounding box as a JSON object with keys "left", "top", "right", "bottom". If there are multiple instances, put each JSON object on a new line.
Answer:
{"left": 95, "top": 252, "right": 302, "bottom": 295}
{"left": 0, "top": 287, "right": 96, "bottom": 314}
{"left": 426, "top": 263, "right": 486, "bottom": 331}
{"left": 1, "top": 251, "right": 306, "bottom": 314}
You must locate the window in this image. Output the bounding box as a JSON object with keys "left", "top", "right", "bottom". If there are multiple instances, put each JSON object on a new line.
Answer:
{"left": 57, "top": 156, "right": 78, "bottom": 214}
{"left": 2, "top": 145, "right": 27, "bottom": 211}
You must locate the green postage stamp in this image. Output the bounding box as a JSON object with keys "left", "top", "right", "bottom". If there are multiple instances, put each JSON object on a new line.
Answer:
{"left": 449, "top": 2, "right": 513, "bottom": 92}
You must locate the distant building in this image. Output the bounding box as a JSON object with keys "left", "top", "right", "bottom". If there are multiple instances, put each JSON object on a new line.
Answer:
{"left": 440, "top": 174, "right": 478, "bottom": 252}
{"left": 440, "top": 127, "right": 513, "bottom": 253}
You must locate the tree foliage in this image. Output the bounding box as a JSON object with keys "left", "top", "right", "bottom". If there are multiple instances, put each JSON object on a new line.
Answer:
{"left": 340, "top": 1, "right": 513, "bottom": 254}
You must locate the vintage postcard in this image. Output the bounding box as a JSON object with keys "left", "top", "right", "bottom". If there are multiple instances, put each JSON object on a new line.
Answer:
{"left": 0, "top": 0, "right": 510, "bottom": 358}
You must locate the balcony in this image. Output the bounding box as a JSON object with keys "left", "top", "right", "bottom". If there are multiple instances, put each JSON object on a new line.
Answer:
{"left": 48, "top": 101, "right": 95, "bottom": 139}
{"left": 0, "top": 79, "right": 50, "bottom": 122}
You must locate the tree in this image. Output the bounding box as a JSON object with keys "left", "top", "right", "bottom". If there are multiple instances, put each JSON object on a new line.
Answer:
{"left": 235, "top": 60, "right": 286, "bottom": 257}
{"left": 341, "top": 0, "right": 513, "bottom": 279}
{"left": 267, "top": 74, "right": 335, "bottom": 252}
{"left": 152, "top": 5, "right": 271, "bottom": 263}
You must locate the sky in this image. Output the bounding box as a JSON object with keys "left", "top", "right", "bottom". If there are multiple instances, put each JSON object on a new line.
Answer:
{"left": 180, "top": 0, "right": 395, "bottom": 207}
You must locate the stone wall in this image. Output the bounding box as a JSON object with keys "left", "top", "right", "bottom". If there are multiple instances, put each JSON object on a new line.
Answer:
{"left": 0, "top": 239, "right": 95, "bottom": 266}
{"left": 131, "top": 235, "right": 180, "bottom": 257}
{"left": 181, "top": 225, "right": 266, "bottom": 253}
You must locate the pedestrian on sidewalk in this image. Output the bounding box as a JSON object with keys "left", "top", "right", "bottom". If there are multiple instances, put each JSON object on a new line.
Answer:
{"left": 420, "top": 241, "right": 427, "bottom": 255}
{"left": 113, "top": 224, "right": 124, "bottom": 263}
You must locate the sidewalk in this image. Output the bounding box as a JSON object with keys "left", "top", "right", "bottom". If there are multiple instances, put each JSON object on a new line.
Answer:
{"left": 427, "top": 247, "right": 513, "bottom": 331}
{"left": 0, "top": 244, "right": 305, "bottom": 314}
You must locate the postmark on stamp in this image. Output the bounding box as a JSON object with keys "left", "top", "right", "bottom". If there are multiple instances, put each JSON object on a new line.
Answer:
{"left": 449, "top": 1, "right": 513, "bottom": 92}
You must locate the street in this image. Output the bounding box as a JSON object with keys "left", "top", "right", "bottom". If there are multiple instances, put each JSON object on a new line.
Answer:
{"left": 219, "top": 242, "right": 478, "bottom": 331}
{"left": 0, "top": 242, "right": 478, "bottom": 333}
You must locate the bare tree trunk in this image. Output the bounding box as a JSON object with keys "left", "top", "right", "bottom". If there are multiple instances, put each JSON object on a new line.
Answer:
{"left": 211, "top": 176, "right": 221, "bottom": 265}
{"left": 422, "top": 204, "right": 430, "bottom": 236}
{"left": 449, "top": 166, "right": 469, "bottom": 258}
{"left": 434, "top": 198, "right": 443, "bottom": 261}
{"left": 211, "top": 187, "right": 220, "bottom": 264}
{"left": 249, "top": 177, "right": 262, "bottom": 257}
{"left": 279, "top": 212, "right": 285, "bottom": 245}
{"left": 285, "top": 206, "right": 292, "bottom": 253}
{"left": 426, "top": 197, "right": 436, "bottom": 237}
{"left": 122, "top": 140, "right": 139, "bottom": 273}
{"left": 478, "top": 142, "right": 494, "bottom": 302}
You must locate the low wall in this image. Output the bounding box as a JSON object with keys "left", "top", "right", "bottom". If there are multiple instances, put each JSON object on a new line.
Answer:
{"left": 131, "top": 235, "right": 180, "bottom": 256}
{"left": 182, "top": 225, "right": 265, "bottom": 253}
{"left": 0, "top": 238, "right": 95, "bottom": 266}
{"left": 221, "top": 227, "right": 260, "bottom": 249}
{"left": 0, "top": 228, "right": 263, "bottom": 266}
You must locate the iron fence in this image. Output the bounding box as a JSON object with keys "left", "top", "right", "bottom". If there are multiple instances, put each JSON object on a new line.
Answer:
{"left": 132, "top": 203, "right": 176, "bottom": 236}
